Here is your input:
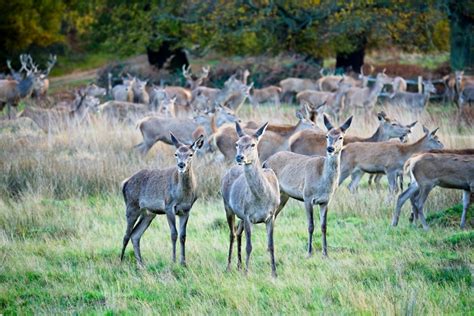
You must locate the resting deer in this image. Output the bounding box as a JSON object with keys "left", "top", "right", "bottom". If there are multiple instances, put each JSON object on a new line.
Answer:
{"left": 279, "top": 78, "right": 319, "bottom": 97}
{"left": 392, "top": 149, "right": 474, "bottom": 230}
{"left": 121, "top": 133, "right": 204, "bottom": 267}
{"left": 289, "top": 111, "right": 413, "bottom": 156}
{"left": 339, "top": 127, "right": 444, "bottom": 193}
{"left": 19, "top": 89, "right": 98, "bottom": 132}
{"left": 221, "top": 122, "right": 280, "bottom": 277}
{"left": 264, "top": 115, "right": 353, "bottom": 257}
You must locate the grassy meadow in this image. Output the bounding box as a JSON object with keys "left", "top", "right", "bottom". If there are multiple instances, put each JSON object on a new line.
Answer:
{"left": 0, "top": 104, "right": 473, "bottom": 314}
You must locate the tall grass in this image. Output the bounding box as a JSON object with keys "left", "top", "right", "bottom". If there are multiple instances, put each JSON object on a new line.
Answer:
{"left": 0, "top": 103, "right": 472, "bottom": 313}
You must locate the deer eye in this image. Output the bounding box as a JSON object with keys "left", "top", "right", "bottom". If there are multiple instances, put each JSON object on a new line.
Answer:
{"left": 339, "top": 137, "right": 343, "bottom": 140}
{"left": 251, "top": 144, "right": 256, "bottom": 147}
{"left": 326, "top": 136, "right": 329, "bottom": 139}
{"left": 174, "top": 153, "right": 178, "bottom": 157}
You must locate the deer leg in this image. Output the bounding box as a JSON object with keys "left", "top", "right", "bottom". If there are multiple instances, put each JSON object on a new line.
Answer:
{"left": 413, "top": 186, "right": 432, "bottom": 230}
{"left": 166, "top": 211, "right": 178, "bottom": 263}
{"left": 178, "top": 211, "right": 190, "bottom": 266}
{"left": 236, "top": 220, "right": 244, "bottom": 270}
{"left": 274, "top": 193, "right": 290, "bottom": 219}
{"left": 399, "top": 173, "right": 404, "bottom": 191}
{"left": 461, "top": 190, "right": 471, "bottom": 229}
{"left": 120, "top": 206, "right": 141, "bottom": 261}
{"left": 392, "top": 182, "right": 418, "bottom": 227}
{"left": 387, "top": 171, "right": 398, "bottom": 194}
{"left": 348, "top": 169, "right": 364, "bottom": 193}
{"left": 244, "top": 218, "right": 253, "bottom": 274}
{"left": 368, "top": 174, "right": 374, "bottom": 187}
{"left": 304, "top": 200, "right": 315, "bottom": 256}
{"left": 266, "top": 218, "right": 277, "bottom": 278}
{"left": 130, "top": 212, "right": 156, "bottom": 267}
{"left": 274, "top": 95, "right": 280, "bottom": 108}
{"left": 320, "top": 203, "right": 329, "bottom": 257}
{"left": 7, "top": 103, "right": 12, "bottom": 120}
{"left": 225, "top": 211, "right": 235, "bottom": 271}
{"left": 374, "top": 174, "right": 384, "bottom": 190}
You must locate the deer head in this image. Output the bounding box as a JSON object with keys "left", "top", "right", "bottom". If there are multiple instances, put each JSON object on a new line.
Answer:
{"left": 170, "top": 133, "right": 204, "bottom": 173}
{"left": 235, "top": 122, "right": 268, "bottom": 165}
{"left": 323, "top": 114, "right": 353, "bottom": 156}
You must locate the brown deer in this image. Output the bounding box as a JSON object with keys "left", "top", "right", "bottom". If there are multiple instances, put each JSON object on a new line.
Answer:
{"left": 279, "top": 78, "right": 319, "bottom": 97}
{"left": 289, "top": 111, "right": 413, "bottom": 156}
{"left": 264, "top": 114, "right": 353, "bottom": 257}
{"left": 135, "top": 108, "right": 239, "bottom": 155}
{"left": 249, "top": 85, "right": 282, "bottom": 107}
{"left": 210, "top": 108, "right": 317, "bottom": 162}
{"left": 183, "top": 65, "right": 210, "bottom": 90}
{"left": 120, "top": 133, "right": 204, "bottom": 267}
{"left": 221, "top": 122, "right": 280, "bottom": 277}
{"left": 339, "top": 127, "right": 444, "bottom": 193}
{"left": 392, "top": 149, "right": 474, "bottom": 230}
{"left": 297, "top": 81, "right": 352, "bottom": 118}
{"left": 344, "top": 72, "right": 392, "bottom": 111}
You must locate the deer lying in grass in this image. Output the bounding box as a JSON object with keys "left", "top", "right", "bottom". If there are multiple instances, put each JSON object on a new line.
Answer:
{"left": 290, "top": 111, "right": 413, "bottom": 156}
{"left": 249, "top": 85, "right": 282, "bottom": 107}
{"left": 279, "top": 78, "right": 319, "bottom": 96}
{"left": 221, "top": 122, "right": 280, "bottom": 277}
{"left": 344, "top": 72, "right": 392, "bottom": 111}
{"left": 135, "top": 107, "right": 239, "bottom": 155}
{"left": 210, "top": 108, "right": 316, "bottom": 162}
{"left": 121, "top": 133, "right": 204, "bottom": 267}
{"left": 385, "top": 80, "right": 436, "bottom": 112}
{"left": 264, "top": 115, "right": 353, "bottom": 257}
{"left": 339, "top": 127, "right": 444, "bottom": 193}
{"left": 392, "top": 149, "right": 474, "bottom": 230}
{"left": 98, "top": 101, "right": 151, "bottom": 122}
{"left": 19, "top": 89, "right": 97, "bottom": 132}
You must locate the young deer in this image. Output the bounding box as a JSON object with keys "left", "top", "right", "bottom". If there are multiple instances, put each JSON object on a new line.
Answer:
{"left": 221, "top": 122, "right": 280, "bottom": 277}
{"left": 121, "top": 133, "right": 204, "bottom": 267}
{"left": 265, "top": 115, "right": 353, "bottom": 257}
{"left": 392, "top": 149, "right": 474, "bottom": 230}
{"left": 339, "top": 127, "right": 444, "bottom": 193}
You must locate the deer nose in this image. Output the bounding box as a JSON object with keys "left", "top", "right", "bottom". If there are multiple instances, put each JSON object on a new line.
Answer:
{"left": 327, "top": 146, "right": 335, "bottom": 153}
{"left": 178, "top": 162, "right": 185, "bottom": 169}
{"left": 236, "top": 155, "right": 244, "bottom": 163}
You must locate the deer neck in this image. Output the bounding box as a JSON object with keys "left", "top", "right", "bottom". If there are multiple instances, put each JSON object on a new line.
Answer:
{"left": 333, "top": 89, "right": 347, "bottom": 107}
{"left": 401, "top": 135, "right": 429, "bottom": 157}
{"left": 176, "top": 165, "right": 196, "bottom": 195}
{"left": 365, "top": 125, "right": 386, "bottom": 142}
{"left": 244, "top": 158, "right": 271, "bottom": 199}
{"left": 322, "top": 150, "right": 341, "bottom": 191}
{"left": 18, "top": 77, "right": 34, "bottom": 98}
{"left": 369, "top": 80, "right": 385, "bottom": 98}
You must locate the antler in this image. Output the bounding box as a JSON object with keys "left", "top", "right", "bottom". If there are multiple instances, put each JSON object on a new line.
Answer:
{"left": 43, "top": 54, "right": 57, "bottom": 76}
{"left": 200, "top": 66, "right": 210, "bottom": 79}
{"left": 182, "top": 64, "right": 192, "bottom": 80}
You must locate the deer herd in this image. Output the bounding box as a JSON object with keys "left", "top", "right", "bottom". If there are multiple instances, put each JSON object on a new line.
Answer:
{"left": 1, "top": 55, "right": 473, "bottom": 277}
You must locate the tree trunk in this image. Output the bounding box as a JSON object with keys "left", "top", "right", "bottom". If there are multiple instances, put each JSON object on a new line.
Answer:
{"left": 335, "top": 46, "right": 365, "bottom": 75}
{"left": 449, "top": 3, "right": 473, "bottom": 71}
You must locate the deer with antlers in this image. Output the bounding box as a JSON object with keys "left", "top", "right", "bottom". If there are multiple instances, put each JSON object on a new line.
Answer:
{"left": 183, "top": 65, "right": 210, "bottom": 90}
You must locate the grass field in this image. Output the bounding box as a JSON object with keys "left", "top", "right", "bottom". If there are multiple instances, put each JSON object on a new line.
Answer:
{"left": 0, "top": 103, "right": 473, "bottom": 314}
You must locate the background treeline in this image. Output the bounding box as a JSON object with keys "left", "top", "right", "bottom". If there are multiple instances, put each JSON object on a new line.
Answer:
{"left": 0, "top": 0, "right": 472, "bottom": 73}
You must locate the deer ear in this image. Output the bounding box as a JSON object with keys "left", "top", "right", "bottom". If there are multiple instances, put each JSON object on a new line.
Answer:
{"left": 340, "top": 116, "right": 353, "bottom": 133}
{"left": 323, "top": 114, "right": 334, "bottom": 131}
{"left": 254, "top": 122, "right": 269, "bottom": 141}
{"left": 191, "top": 135, "right": 204, "bottom": 151}
{"left": 430, "top": 127, "right": 439, "bottom": 136}
{"left": 170, "top": 132, "right": 182, "bottom": 148}
{"left": 235, "top": 121, "right": 245, "bottom": 137}
{"left": 408, "top": 121, "right": 417, "bottom": 128}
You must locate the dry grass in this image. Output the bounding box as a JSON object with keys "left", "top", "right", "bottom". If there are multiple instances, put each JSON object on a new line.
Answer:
{"left": 0, "top": 102, "right": 473, "bottom": 314}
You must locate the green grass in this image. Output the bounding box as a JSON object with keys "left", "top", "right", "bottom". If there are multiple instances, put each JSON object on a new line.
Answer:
{"left": 0, "top": 194, "right": 472, "bottom": 314}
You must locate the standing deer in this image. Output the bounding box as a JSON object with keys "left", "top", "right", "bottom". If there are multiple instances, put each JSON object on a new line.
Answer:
{"left": 344, "top": 72, "right": 392, "bottom": 111}
{"left": 0, "top": 57, "right": 40, "bottom": 119}
{"left": 32, "top": 54, "right": 57, "bottom": 97}
{"left": 121, "top": 133, "right": 204, "bottom": 267}
{"left": 264, "top": 115, "right": 353, "bottom": 257}
{"left": 339, "top": 126, "right": 444, "bottom": 193}
{"left": 385, "top": 80, "right": 436, "bottom": 112}
{"left": 112, "top": 77, "right": 134, "bottom": 102}
{"left": 392, "top": 149, "right": 474, "bottom": 230}
{"left": 221, "top": 122, "right": 280, "bottom": 277}
{"left": 248, "top": 85, "right": 282, "bottom": 107}
{"left": 289, "top": 111, "right": 412, "bottom": 156}
{"left": 132, "top": 78, "right": 150, "bottom": 104}
{"left": 183, "top": 65, "right": 210, "bottom": 90}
